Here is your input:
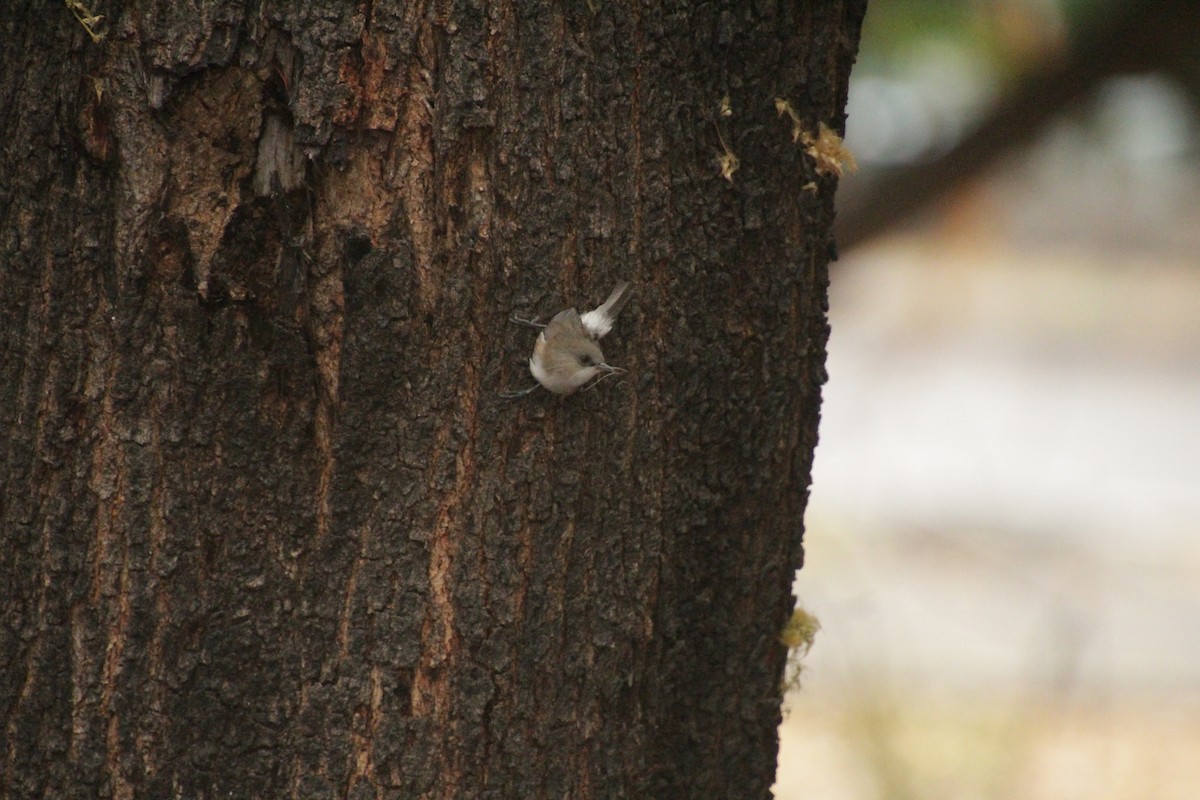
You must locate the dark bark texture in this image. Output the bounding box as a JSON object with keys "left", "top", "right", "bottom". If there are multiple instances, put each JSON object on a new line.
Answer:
{"left": 1, "top": 2, "right": 863, "bottom": 798}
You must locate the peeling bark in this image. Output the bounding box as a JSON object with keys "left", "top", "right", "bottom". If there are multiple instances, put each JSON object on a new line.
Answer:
{"left": 1, "top": 2, "right": 864, "bottom": 798}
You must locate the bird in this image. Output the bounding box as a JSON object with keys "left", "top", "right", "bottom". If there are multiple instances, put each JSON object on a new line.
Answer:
{"left": 503, "top": 281, "right": 632, "bottom": 398}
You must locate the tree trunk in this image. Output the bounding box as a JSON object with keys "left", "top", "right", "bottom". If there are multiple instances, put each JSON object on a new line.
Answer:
{"left": 1, "top": 2, "right": 863, "bottom": 798}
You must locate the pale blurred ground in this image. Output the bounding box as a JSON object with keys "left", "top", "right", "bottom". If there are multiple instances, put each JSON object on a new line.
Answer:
{"left": 774, "top": 67, "right": 1200, "bottom": 800}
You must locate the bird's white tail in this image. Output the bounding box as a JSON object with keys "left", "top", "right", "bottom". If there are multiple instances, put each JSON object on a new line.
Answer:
{"left": 580, "top": 281, "right": 632, "bottom": 339}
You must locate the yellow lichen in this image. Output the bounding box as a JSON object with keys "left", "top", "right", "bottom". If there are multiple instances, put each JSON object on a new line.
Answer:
{"left": 717, "top": 148, "right": 739, "bottom": 182}
{"left": 65, "top": 0, "right": 105, "bottom": 43}
{"left": 781, "top": 606, "right": 820, "bottom": 653}
{"left": 775, "top": 98, "right": 858, "bottom": 178}
{"left": 715, "top": 125, "right": 739, "bottom": 183}
{"left": 775, "top": 97, "right": 804, "bottom": 142}
{"left": 800, "top": 122, "right": 858, "bottom": 178}
{"left": 780, "top": 605, "right": 821, "bottom": 701}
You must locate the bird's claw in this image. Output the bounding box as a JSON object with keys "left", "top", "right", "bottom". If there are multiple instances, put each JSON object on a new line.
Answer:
{"left": 499, "top": 385, "right": 539, "bottom": 400}
{"left": 509, "top": 315, "right": 546, "bottom": 329}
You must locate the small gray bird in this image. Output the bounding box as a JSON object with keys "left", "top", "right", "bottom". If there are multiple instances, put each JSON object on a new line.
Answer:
{"left": 505, "top": 281, "right": 632, "bottom": 398}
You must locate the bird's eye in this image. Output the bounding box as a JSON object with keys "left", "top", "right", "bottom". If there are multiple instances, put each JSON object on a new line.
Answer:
{"left": 579, "top": 355, "right": 593, "bottom": 366}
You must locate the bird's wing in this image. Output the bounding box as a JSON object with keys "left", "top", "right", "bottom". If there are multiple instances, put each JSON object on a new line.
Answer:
{"left": 544, "top": 307, "right": 587, "bottom": 342}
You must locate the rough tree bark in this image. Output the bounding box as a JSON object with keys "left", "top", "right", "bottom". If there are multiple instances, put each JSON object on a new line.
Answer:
{"left": 1, "top": 2, "right": 863, "bottom": 798}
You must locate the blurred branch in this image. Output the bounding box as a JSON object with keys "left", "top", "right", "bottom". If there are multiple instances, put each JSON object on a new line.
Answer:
{"left": 835, "top": 0, "right": 1200, "bottom": 252}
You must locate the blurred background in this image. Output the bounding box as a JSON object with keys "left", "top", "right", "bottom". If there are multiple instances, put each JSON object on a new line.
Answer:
{"left": 775, "top": 1, "right": 1200, "bottom": 798}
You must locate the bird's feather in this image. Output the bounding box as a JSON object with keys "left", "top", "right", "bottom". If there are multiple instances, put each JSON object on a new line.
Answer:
{"left": 580, "top": 281, "right": 631, "bottom": 339}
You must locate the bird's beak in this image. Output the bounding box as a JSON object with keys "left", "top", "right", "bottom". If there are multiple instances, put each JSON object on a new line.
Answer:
{"left": 581, "top": 362, "right": 626, "bottom": 393}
